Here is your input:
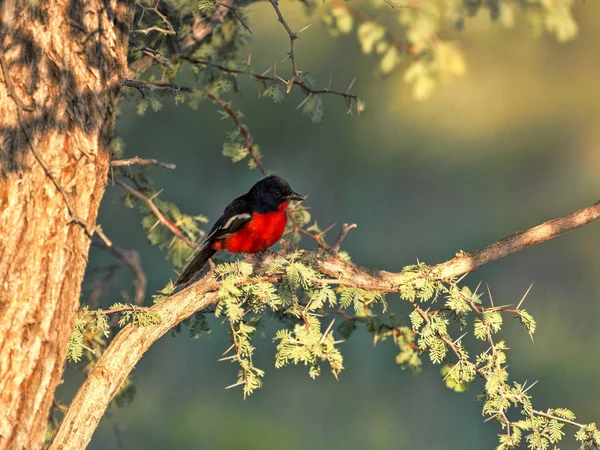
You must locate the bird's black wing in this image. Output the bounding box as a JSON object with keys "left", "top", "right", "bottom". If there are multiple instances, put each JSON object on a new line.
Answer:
{"left": 174, "top": 196, "right": 253, "bottom": 286}
{"left": 203, "top": 195, "right": 253, "bottom": 242}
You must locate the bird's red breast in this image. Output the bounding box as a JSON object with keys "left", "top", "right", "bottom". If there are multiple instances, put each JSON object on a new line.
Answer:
{"left": 212, "top": 200, "right": 290, "bottom": 254}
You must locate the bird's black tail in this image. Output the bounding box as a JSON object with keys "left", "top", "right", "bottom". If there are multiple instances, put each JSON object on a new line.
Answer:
{"left": 174, "top": 243, "right": 216, "bottom": 286}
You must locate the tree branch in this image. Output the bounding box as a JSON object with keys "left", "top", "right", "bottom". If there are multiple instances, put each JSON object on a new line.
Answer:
{"left": 434, "top": 200, "right": 600, "bottom": 280}
{"left": 122, "top": 79, "right": 266, "bottom": 174}
{"left": 115, "top": 179, "right": 197, "bottom": 249}
{"left": 128, "top": 36, "right": 173, "bottom": 70}
{"left": 316, "top": 200, "right": 600, "bottom": 291}
{"left": 131, "top": 4, "right": 176, "bottom": 36}
{"left": 49, "top": 277, "right": 222, "bottom": 450}
{"left": 92, "top": 236, "right": 148, "bottom": 306}
{"left": 51, "top": 199, "right": 600, "bottom": 448}
{"left": 111, "top": 156, "right": 176, "bottom": 169}
{"left": 181, "top": 56, "right": 360, "bottom": 109}
{"left": 216, "top": 1, "right": 252, "bottom": 34}
{"left": 178, "top": 0, "right": 235, "bottom": 54}
{"left": 330, "top": 223, "right": 357, "bottom": 255}
{"left": 268, "top": 0, "right": 299, "bottom": 78}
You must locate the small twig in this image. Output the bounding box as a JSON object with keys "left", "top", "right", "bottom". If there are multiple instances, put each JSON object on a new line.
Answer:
{"left": 268, "top": 0, "right": 300, "bottom": 78}
{"left": 132, "top": 24, "right": 175, "bottom": 35}
{"left": 320, "top": 318, "right": 336, "bottom": 343}
{"left": 382, "top": 0, "right": 411, "bottom": 9}
{"left": 178, "top": 0, "right": 234, "bottom": 54}
{"left": 115, "top": 179, "right": 197, "bottom": 249}
{"left": 122, "top": 78, "right": 180, "bottom": 93}
{"left": 185, "top": 56, "right": 360, "bottom": 107}
{"left": 111, "top": 156, "right": 176, "bottom": 169}
{"left": 92, "top": 236, "right": 148, "bottom": 306}
{"left": 330, "top": 223, "right": 357, "bottom": 255}
{"left": 102, "top": 305, "right": 148, "bottom": 315}
{"left": 228, "top": 319, "right": 251, "bottom": 397}
{"left": 201, "top": 93, "right": 265, "bottom": 175}
{"left": 122, "top": 79, "right": 266, "bottom": 174}
{"left": 531, "top": 409, "right": 586, "bottom": 429}
{"left": 128, "top": 36, "right": 173, "bottom": 70}
{"left": 132, "top": 4, "right": 175, "bottom": 35}
{"left": 286, "top": 206, "right": 331, "bottom": 250}
{"left": 0, "top": 51, "right": 111, "bottom": 247}
{"left": 216, "top": 2, "right": 252, "bottom": 34}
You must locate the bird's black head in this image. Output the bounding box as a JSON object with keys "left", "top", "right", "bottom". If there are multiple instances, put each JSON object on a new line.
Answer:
{"left": 249, "top": 175, "right": 304, "bottom": 212}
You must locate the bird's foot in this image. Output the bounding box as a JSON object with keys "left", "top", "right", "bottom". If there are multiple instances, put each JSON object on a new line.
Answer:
{"left": 245, "top": 250, "right": 276, "bottom": 270}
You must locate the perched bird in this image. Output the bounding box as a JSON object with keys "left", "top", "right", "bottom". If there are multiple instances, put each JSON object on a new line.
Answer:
{"left": 174, "top": 175, "right": 304, "bottom": 286}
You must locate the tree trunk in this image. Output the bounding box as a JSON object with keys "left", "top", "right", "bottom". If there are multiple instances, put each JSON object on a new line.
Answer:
{"left": 0, "top": 1, "right": 132, "bottom": 448}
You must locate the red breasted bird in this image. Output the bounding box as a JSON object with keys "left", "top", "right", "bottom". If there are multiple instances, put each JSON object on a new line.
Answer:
{"left": 174, "top": 175, "right": 304, "bottom": 286}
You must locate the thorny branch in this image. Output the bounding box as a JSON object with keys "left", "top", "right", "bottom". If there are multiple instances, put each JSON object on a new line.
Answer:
{"left": 216, "top": 1, "right": 252, "bottom": 34}
{"left": 122, "top": 79, "right": 266, "bottom": 174}
{"left": 406, "top": 281, "right": 592, "bottom": 435}
{"left": 178, "top": 0, "right": 235, "bottom": 54}
{"left": 102, "top": 305, "right": 149, "bottom": 315}
{"left": 286, "top": 205, "right": 332, "bottom": 250}
{"left": 92, "top": 236, "right": 148, "bottom": 306}
{"left": 268, "top": 0, "right": 300, "bottom": 79}
{"left": 132, "top": 3, "right": 176, "bottom": 35}
{"left": 115, "top": 179, "right": 198, "bottom": 249}
{"left": 52, "top": 199, "right": 600, "bottom": 449}
{"left": 182, "top": 56, "right": 361, "bottom": 113}
{"left": 330, "top": 223, "right": 357, "bottom": 255}
{"left": 128, "top": 36, "right": 173, "bottom": 70}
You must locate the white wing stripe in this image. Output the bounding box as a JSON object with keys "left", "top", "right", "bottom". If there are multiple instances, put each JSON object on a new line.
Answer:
{"left": 223, "top": 213, "right": 251, "bottom": 230}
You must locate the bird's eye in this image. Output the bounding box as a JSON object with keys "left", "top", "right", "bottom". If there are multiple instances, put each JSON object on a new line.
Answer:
{"left": 274, "top": 191, "right": 282, "bottom": 198}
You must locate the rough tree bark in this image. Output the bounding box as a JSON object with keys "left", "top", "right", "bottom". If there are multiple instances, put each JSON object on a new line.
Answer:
{"left": 0, "top": 1, "right": 132, "bottom": 448}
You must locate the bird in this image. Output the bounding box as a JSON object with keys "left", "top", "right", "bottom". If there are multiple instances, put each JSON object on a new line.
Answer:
{"left": 174, "top": 175, "right": 305, "bottom": 286}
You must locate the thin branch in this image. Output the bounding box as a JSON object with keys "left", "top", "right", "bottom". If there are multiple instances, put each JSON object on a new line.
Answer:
{"left": 128, "top": 36, "right": 173, "bottom": 70}
{"left": 111, "top": 156, "right": 176, "bottom": 169}
{"left": 182, "top": 56, "right": 360, "bottom": 108}
{"left": 102, "top": 305, "right": 149, "bottom": 315}
{"left": 122, "top": 79, "right": 266, "bottom": 174}
{"left": 131, "top": 3, "right": 176, "bottom": 35}
{"left": 435, "top": 201, "right": 600, "bottom": 280}
{"left": 92, "top": 236, "right": 148, "bottom": 306}
{"left": 115, "top": 179, "right": 197, "bottom": 249}
{"left": 122, "top": 78, "right": 180, "bottom": 93}
{"left": 0, "top": 51, "right": 112, "bottom": 247}
{"left": 178, "top": 0, "right": 234, "bottom": 54}
{"left": 408, "top": 279, "right": 591, "bottom": 433}
{"left": 268, "top": 0, "right": 299, "bottom": 78}
{"left": 382, "top": 0, "right": 409, "bottom": 8}
{"left": 216, "top": 2, "right": 252, "bottom": 34}
{"left": 286, "top": 206, "right": 331, "bottom": 250}
{"left": 330, "top": 223, "right": 357, "bottom": 255}
{"left": 49, "top": 277, "right": 222, "bottom": 450}
{"left": 52, "top": 199, "right": 600, "bottom": 449}
{"left": 199, "top": 90, "right": 266, "bottom": 175}
{"left": 532, "top": 409, "right": 586, "bottom": 429}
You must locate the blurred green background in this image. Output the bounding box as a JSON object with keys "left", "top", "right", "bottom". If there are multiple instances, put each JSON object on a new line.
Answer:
{"left": 63, "top": 1, "right": 600, "bottom": 448}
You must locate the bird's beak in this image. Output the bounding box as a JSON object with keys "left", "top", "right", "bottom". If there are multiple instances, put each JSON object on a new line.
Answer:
{"left": 285, "top": 192, "right": 305, "bottom": 202}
